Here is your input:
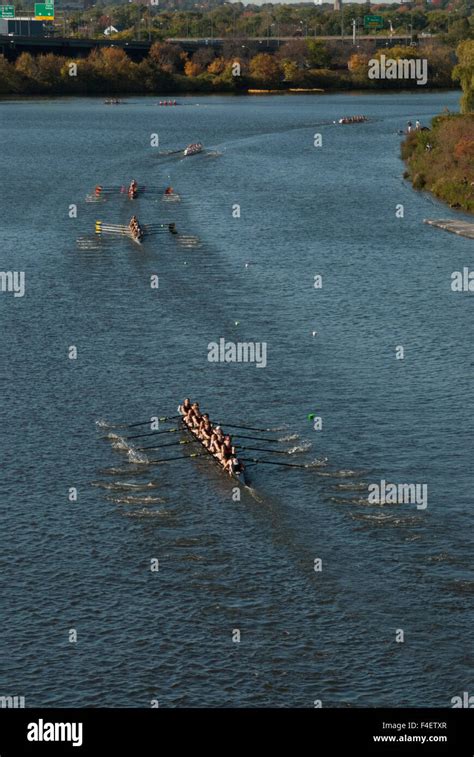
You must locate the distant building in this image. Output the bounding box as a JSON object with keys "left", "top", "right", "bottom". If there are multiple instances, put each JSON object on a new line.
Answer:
{"left": 334, "top": 0, "right": 343, "bottom": 10}
{"left": 0, "top": 18, "right": 45, "bottom": 36}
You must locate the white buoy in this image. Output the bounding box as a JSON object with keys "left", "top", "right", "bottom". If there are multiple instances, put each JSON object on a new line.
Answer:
{"left": 312, "top": 330, "right": 318, "bottom": 336}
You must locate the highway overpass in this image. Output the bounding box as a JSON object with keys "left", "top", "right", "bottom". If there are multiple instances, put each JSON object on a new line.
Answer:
{"left": 0, "top": 34, "right": 422, "bottom": 62}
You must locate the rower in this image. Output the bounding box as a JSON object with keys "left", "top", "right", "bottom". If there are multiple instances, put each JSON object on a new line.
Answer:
{"left": 95, "top": 185, "right": 103, "bottom": 197}
{"left": 128, "top": 179, "right": 138, "bottom": 199}
{"left": 209, "top": 426, "right": 224, "bottom": 455}
{"left": 220, "top": 435, "right": 236, "bottom": 474}
{"left": 168, "top": 222, "right": 177, "bottom": 234}
{"left": 199, "top": 415, "right": 213, "bottom": 446}
{"left": 179, "top": 398, "right": 192, "bottom": 417}
{"left": 164, "top": 187, "right": 174, "bottom": 195}
{"left": 190, "top": 402, "right": 202, "bottom": 428}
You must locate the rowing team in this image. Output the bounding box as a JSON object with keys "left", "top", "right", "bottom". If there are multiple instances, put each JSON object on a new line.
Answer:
{"left": 338, "top": 115, "right": 368, "bottom": 124}
{"left": 128, "top": 215, "right": 143, "bottom": 241}
{"left": 94, "top": 181, "right": 138, "bottom": 199}
{"left": 95, "top": 181, "right": 175, "bottom": 199}
{"left": 128, "top": 179, "right": 138, "bottom": 199}
{"left": 179, "top": 399, "right": 245, "bottom": 477}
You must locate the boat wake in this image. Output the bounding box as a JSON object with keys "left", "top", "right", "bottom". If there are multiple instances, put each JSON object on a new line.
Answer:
{"left": 91, "top": 481, "right": 160, "bottom": 491}
{"left": 76, "top": 237, "right": 101, "bottom": 250}
{"left": 327, "top": 495, "right": 399, "bottom": 507}
{"left": 350, "top": 512, "right": 423, "bottom": 528}
{"left": 317, "top": 469, "right": 369, "bottom": 478}
{"left": 176, "top": 234, "right": 202, "bottom": 248}
{"left": 111, "top": 437, "right": 131, "bottom": 451}
{"left": 287, "top": 441, "right": 312, "bottom": 454}
{"left": 99, "top": 466, "right": 146, "bottom": 476}
{"left": 123, "top": 508, "right": 175, "bottom": 519}
{"left": 331, "top": 482, "right": 368, "bottom": 491}
{"left": 306, "top": 457, "right": 329, "bottom": 468}
{"left": 96, "top": 419, "right": 113, "bottom": 429}
{"left": 106, "top": 494, "right": 165, "bottom": 505}
{"left": 128, "top": 449, "right": 149, "bottom": 464}
{"left": 162, "top": 193, "right": 181, "bottom": 203}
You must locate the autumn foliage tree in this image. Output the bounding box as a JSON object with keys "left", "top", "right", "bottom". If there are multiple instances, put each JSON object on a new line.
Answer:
{"left": 249, "top": 53, "right": 281, "bottom": 87}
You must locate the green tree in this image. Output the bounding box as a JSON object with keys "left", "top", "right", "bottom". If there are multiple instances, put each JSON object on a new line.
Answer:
{"left": 453, "top": 39, "right": 474, "bottom": 112}
{"left": 306, "top": 40, "right": 330, "bottom": 69}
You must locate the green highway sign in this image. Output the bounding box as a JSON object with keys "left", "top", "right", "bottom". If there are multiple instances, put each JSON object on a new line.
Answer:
{"left": 34, "top": 2, "right": 54, "bottom": 19}
{"left": 0, "top": 5, "right": 15, "bottom": 18}
{"left": 364, "top": 14, "right": 384, "bottom": 30}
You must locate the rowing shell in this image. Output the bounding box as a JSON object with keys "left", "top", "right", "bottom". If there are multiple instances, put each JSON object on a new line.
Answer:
{"left": 95, "top": 221, "right": 143, "bottom": 244}
{"left": 179, "top": 413, "right": 249, "bottom": 486}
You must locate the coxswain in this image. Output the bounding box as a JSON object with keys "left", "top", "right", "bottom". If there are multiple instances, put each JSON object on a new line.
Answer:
{"left": 230, "top": 455, "right": 244, "bottom": 477}
{"left": 218, "top": 435, "right": 235, "bottom": 473}
{"left": 165, "top": 187, "right": 174, "bottom": 195}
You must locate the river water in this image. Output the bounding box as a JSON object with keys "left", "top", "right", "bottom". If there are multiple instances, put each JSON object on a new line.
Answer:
{"left": 1, "top": 91, "right": 472, "bottom": 707}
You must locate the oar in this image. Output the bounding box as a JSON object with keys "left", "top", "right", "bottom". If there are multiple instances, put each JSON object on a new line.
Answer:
{"left": 215, "top": 422, "right": 275, "bottom": 433}
{"left": 136, "top": 440, "right": 191, "bottom": 451}
{"left": 96, "top": 221, "right": 128, "bottom": 229}
{"left": 144, "top": 223, "right": 178, "bottom": 234}
{"left": 147, "top": 452, "right": 208, "bottom": 465}
{"left": 126, "top": 428, "right": 179, "bottom": 440}
{"left": 125, "top": 414, "right": 181, "bottom": 429}
{"left": 238, "top": 446, "right": 290, "bottom": 455}
{"left": 232, "top": 434, "right": 278, "bottom": 443}
{"left": 241, "top": 457, "right": 310, "bottom": 469}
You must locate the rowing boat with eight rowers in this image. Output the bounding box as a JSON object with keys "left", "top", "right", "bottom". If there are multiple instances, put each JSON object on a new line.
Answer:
{"left": 95, "top": 218, "right": 177, "bottom": 244}
{"left": 183, "top": 142, "right": 203, "bottom": 157}
{"left": 178, "top": 399, "right": 248, "bottom": 485}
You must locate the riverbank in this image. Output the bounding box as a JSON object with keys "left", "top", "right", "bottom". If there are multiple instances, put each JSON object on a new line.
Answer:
{"left": 0, "top": 40, "right": 457, "bottom": 97}
{"left": 402, "top": 113, "right": 474, "bottom": 214}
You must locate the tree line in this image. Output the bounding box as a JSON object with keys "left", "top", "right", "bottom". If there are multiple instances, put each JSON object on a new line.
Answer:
{"left": 0, "top": 38, "right": 466, "bottom": 95}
